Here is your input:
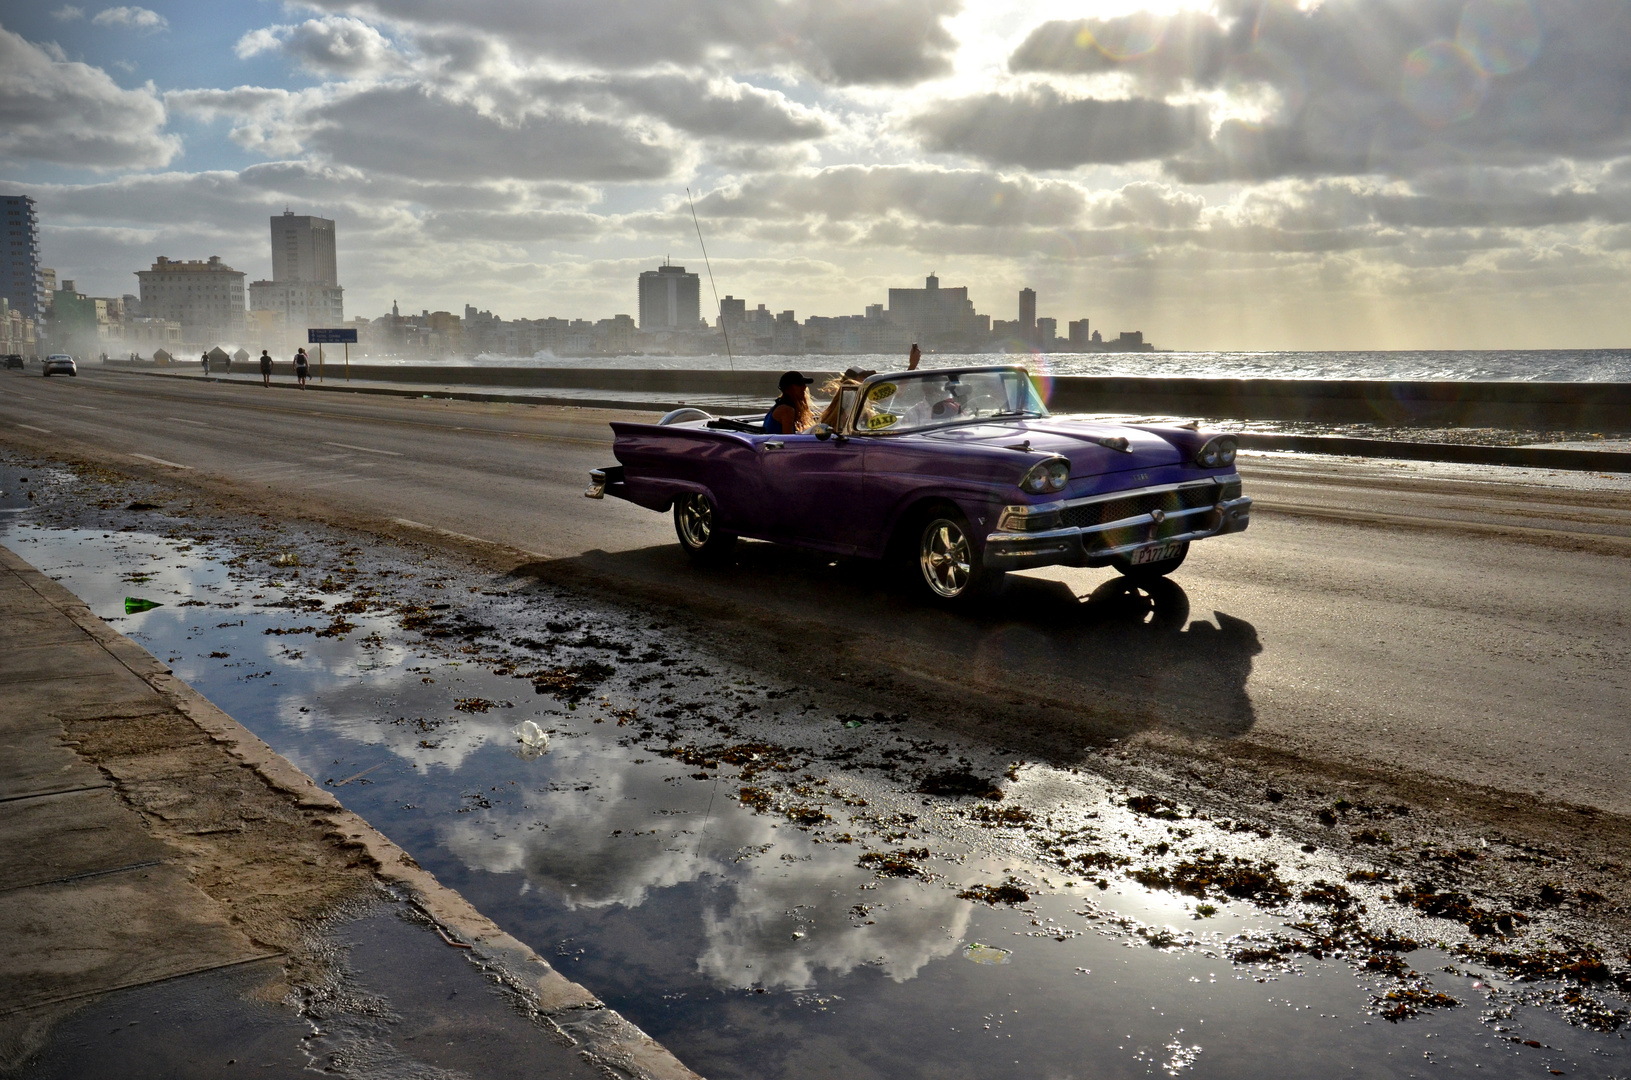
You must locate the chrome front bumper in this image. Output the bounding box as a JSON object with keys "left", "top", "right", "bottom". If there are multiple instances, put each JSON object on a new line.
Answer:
{"left": 983, "top": 483, "right": 1252, "bottom": 572}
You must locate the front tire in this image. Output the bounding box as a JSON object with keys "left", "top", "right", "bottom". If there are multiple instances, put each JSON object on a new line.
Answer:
{"left": 913, "top": 510, "right": 995, "bottom": 604}
{"left": 1112, "top": 540, "right": 1189, "bottom": 581}
{"left": 673, "top": 492, "right": 736, "bottom": 563}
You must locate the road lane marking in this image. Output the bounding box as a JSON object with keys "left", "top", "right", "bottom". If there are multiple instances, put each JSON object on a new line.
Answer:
{"left": 16, "top": 424, "right": 51, "bottom": 434}
{"left": 65, "top": 404, "right": 100, "bottom": 411}
{"left": 130, "top": 453, "right": 192, "bottom": 469}
{"left": 166, "top": 417, "right": 209, "bottom": 426}
{"left": 393, "top": 517, "right": 547, "bottom": 559}
{"left": 324, "top": 441, "right": 402, "bottom": 456}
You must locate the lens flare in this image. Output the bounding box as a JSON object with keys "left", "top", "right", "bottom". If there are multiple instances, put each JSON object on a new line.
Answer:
{"left": 1400, "top": 40, "right": 1489, "bottom": 126}
{"left": 1251, "top": 0, "right": 1304, "bottom": 46}
{"left": 1076, "top": 12, "right": 1165, "bottom": 61}
{"left": 1026, "top": 350, "right": 1055, "bottom": 406}
{"left": 1456, "top": 0, "right": 1542, "bottom": 76}
{"left": 1039, "top": 231, "right": 1079, "bottom": 263}
{"left": 1224, "top": 43, "right": 1307, "bottom": 128}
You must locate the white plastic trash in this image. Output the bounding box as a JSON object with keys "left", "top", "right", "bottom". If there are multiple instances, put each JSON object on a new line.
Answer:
{"left": 514, "top": 720, "right": 549, "bottom": 757}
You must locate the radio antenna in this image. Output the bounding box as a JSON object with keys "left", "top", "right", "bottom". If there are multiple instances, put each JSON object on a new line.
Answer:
{"left": 686, "top": 188, "right": 733, "bottom": 374}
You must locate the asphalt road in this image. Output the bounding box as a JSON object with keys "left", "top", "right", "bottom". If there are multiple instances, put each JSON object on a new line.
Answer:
{"left": 5, "top": 367, "right": 1629, "bottom": 817}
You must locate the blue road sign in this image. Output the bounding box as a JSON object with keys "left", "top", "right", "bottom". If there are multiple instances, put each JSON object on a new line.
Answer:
{"left": 307, "top": 328, "right": 358, "bottom": 344}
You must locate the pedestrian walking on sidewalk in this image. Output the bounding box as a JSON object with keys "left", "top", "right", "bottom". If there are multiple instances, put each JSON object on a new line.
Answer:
{"left": 259, "top": 349, "right": 273, "bottom": 387}
{"left": 294, "top": 348, "right": 309, "bottom": 389}
{"left": 201, "top": 351, "right": 210, "bottom": 375}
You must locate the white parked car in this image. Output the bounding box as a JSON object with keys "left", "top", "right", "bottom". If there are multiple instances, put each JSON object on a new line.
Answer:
{"left": 42, "top": 354, "right": 77, "bottom": 377}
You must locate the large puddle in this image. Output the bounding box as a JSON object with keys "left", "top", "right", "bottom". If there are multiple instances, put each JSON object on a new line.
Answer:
{"left": 4, "top": 471, "right": 1627, "bottom": 1078}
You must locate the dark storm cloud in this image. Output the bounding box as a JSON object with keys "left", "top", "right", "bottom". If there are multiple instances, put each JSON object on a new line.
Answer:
{"left": 695, "top": 165, "right": 1088, "bottom": 228}
{"left": 1009, "top": 10, "right": 1233, "bottom": 90}
{"left": 908, "top": 86, "right": 1204, "bottom": 169}
{"left": 304, "top": 0, "right": 960, "bottom": 85}
{"left": 419, "top": 208, "right": 610, "bottom": 242}
{"left": 303, "top": 86, "right": 676, "bottom": 182}
{"left": 1249, "top": 169, "right": 1631, "bottom": 232}
{"left": 522, "top": 73, "right": 831, "bottom": 143}
{"left": 1009, "top": 0, "right": 1631, "bottom": 182}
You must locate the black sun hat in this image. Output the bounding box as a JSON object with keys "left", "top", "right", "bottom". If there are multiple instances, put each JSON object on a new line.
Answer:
{"left": 778, "top": 370, "right": 815, "bottom": 390}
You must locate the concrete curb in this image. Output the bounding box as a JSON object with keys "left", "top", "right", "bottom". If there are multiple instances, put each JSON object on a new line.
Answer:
{"left": 0, "top": 544, "right": 703, "bottom": 1080}
{"left": 1235, "top": 432, "right": 1631, "bottom": 473}
{"left": 114, "top": 367, "right": 696, "bottom": 413}
{"left": 116, "top": 367, "right": 1631, "bottom": 474}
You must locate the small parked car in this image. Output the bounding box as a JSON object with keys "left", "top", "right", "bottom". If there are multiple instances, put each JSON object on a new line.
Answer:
{"left": 586, "top": 365, "right": 1251, "bottom": 603}
{"left": 2, "top": 354, "right": 24, "bottom": 370}
{"left": 42, "top": 354, "right": 77, "bottom": 377}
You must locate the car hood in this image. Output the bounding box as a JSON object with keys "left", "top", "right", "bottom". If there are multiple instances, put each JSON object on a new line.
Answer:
{"left": 917, "top": 418, "right": 1183, "bottom": 474}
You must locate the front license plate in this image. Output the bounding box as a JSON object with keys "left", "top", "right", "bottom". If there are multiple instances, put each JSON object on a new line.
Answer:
{"left": 1130, "top": 542, "right": 1182, "bottom": 565}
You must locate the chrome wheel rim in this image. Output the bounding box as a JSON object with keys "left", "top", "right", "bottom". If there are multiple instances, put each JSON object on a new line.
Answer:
{"left": 677, "top": 495, "right": 714, "bottom": 548}
{"left": 919, "top": 518, "right": 972, "bottom": 598}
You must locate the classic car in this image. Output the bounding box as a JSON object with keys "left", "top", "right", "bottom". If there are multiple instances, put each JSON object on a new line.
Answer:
{"left": 586, "top": 365, "right": 1251, "bottom": 603}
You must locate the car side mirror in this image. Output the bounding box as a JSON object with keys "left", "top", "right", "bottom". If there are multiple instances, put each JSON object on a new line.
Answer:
{"left": 808, "top": 423, "right": 835, "bottom": 441}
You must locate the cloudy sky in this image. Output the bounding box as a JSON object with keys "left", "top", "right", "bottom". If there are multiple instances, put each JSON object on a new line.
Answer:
{"left": 5, "top": 0, "right": 1631, "bottom": 349}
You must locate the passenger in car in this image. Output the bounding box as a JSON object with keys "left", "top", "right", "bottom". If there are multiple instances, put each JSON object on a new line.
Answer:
{"left": 818, "top": 367, "right": 875, "bottom": 429}
{"left": 764, "top": 371, "right": 814, "bottom": 434}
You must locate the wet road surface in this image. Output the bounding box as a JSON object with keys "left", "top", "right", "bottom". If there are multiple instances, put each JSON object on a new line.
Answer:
{"left": 4, "top": 506, "right": 1625, "bottom": 1080}
{"left": 2, "top": 366, "right": 1629, "bottom": 825}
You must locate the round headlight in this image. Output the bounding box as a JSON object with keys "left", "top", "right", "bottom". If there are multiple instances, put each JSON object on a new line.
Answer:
{"left": 1020, "top": 457, "right": 1070, "bottom": 494}
{"left": 1195, "top": 436, "right": 1238, "bottom": 469}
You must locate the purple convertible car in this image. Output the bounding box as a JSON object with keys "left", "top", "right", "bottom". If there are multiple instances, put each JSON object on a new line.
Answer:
{"left": 586, "top": 366, "right": 1251, "bottom": 603}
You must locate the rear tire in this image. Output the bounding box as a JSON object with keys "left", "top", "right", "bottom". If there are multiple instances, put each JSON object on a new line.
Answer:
{"left": 673, "top": 492, "right": 736, "bottom": 563}
{"left": 1111, "top": 540, "right": 1189, "bottom": 581}
{"left": 911, "top": 508, "right": 997, "bottom": 605}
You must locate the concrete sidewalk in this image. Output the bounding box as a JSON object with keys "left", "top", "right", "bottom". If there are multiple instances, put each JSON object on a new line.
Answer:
{"left": 0, "top": 543, "right": 700, "bottom": 1079}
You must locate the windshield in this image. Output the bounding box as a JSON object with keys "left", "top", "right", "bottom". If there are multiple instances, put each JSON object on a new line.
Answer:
{"left": 854, "top": 369, "right": 1048, "bottom": 434}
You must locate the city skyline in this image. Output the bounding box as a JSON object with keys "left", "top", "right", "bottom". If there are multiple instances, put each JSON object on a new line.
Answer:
{"left": 5, "top": 2, "right": 1631, "bottom": 350}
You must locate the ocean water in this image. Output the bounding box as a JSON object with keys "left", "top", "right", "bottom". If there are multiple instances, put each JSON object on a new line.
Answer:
{"left": 358, "top": 349, "right": 1631, "bottom": 382}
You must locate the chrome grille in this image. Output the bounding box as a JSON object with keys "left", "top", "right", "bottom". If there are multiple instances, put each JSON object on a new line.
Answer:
{"left": 1059, "top": 485, "right": 1219, "bottom": 531}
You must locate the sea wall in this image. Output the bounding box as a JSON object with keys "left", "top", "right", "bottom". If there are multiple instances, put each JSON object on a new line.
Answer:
{"left": 273, "top": 364, "right": 1630, "bottom": 429}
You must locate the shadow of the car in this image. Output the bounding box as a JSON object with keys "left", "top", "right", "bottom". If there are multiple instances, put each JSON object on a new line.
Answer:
{"left": 513, "top": 539, "right": 1263, "bottom": 743}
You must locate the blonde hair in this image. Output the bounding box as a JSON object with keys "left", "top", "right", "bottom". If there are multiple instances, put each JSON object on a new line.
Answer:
{"left": 789, "top": 395, "right": 814, "bottom": 432}
{"left": 817, "top": 368, "right": 873, "bottom": 428}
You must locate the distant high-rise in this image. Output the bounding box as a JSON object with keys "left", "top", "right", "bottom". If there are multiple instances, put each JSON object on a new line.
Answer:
{"left": 271, "top": 211, "right": 338, "bottom": 285}
{"left": 718, "top": 294, "right": 746, "bottom": 330}
{"left": 1018, "top": 288, "right": 1036, "bottom": 339}
{"left": 638, "top": 262, "right": 701, "bottom": 330}
{"left": 887, "top": 273, "right": 981, "bottom": 345}
{"left": 2, "top": 195, "right": 45, "bottom": 322}
{"left": 253, "top": 210, "right": 344, "bottom": 335}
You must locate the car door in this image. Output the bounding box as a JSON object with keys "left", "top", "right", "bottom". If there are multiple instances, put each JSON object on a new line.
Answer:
{"left": 757, "top": 432, "right": 868, "bottom": 552}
